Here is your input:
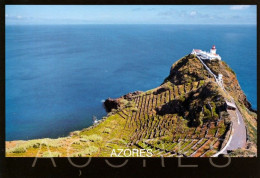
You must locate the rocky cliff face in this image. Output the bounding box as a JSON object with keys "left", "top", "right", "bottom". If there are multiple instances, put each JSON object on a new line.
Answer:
{"left": 203, "top": 59, "right": 254, "bottom": 112}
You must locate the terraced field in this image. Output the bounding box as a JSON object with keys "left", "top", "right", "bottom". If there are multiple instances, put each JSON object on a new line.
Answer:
{"left": 112, "top": 79, "right": 229, "bottom": 157}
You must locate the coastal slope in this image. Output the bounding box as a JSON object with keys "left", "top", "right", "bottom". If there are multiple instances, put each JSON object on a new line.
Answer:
{"left": 6, "top": 54, "right": 257, "bottom": 157}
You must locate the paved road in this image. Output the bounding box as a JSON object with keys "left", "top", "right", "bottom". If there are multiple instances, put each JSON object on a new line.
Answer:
{"left": 224, "top": 107, "right": 247, "bottom": 151}
{"left": 213, "top": 103, "right": 247, "bottom": 156}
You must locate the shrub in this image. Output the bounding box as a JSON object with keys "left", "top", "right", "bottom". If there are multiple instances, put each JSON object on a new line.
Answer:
{"left": 11, "top": 146, "right": 27, "bottom": 153}
{"left": 222, "top": 112, "right": 229, "bottom": 117}
{"left": 103, "top": 128, "right": 111, "bottom": 134}
{"left": 131, "top": 107, "right": 138, "bottom": 112}
{"left": 203, "top": 105, "right": 211, "bottom": 119}
{"left": 179, "top": 94, "right": 186, "bottom": 102}
{"left": 40, "top": 138, "right": 64, "bottom": 148}
{"left": 88, "top": 135, "right": 103, "bottom": 142}
{"left": 80, "top": 134, "right": 103, "bottom": 142}
{"left": 213, "top": 112, "right": 219, "bottom": 120}
{"left": 211, "top": 103, "right": 219, "bottom": 119}
{"left": 32, "top": 143, "right": 41, "bottom": 148}
{"left": 72, "top": 146, "right": 99, "bottom": 157}
{"left": 72, "top": 140, "right": 81, "bottom": 145}
{"left": 79, "top": 138, "right": 88, "bottom": 142}
{"left": 224, "top": 117, "right": 231, "bottom": 125}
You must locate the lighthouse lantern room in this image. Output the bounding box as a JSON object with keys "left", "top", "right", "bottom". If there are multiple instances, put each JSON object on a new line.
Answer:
{"left": 210, "top": 45, "right": 217, "bottom": 55}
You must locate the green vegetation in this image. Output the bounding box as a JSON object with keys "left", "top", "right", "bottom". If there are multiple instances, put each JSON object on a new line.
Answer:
{"left": 80, "top": 134, "right": 103, "bottom": 142}
{"left": 199, "top": 80, "right": 205, "bottom": 87}
{"left": 226, "top": 148, "right": 256, "bottom": 157}
{"left": 203, "top": 105, "right": 211, "bottom": 120}
{"left": 10, "top": 146, "right": 27, "bottom": 153}
{"left": 71, "top": 146, "right": 99, "bottom": 157}
{"left": 179, "top": 94, "right": 186, "bottom": 102}
{"left": 103, "top": 128, "right": 111, "bottom": 134}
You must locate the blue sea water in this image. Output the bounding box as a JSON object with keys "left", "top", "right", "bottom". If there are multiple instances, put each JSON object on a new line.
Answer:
{"left": 6, "top": 25, "right": 257, "bottom": 141}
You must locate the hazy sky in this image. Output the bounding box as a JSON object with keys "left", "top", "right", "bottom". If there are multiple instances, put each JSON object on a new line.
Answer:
{"left": 6, "top": 5, "right": 257, "bottom": 25}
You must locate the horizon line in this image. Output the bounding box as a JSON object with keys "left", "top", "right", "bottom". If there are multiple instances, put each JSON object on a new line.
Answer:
{"left": 5, "top": 23, "right": 257, "bottom": 26}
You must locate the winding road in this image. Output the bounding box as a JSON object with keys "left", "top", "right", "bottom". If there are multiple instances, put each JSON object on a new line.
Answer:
{"left": 213, "top": 103, "right": 247, "bottom": 157}
{"left": 225, "top": 106, "right": 247, "bottom": 150}
{"left": 196, "top": 55, "right": 247, "bottom": 156}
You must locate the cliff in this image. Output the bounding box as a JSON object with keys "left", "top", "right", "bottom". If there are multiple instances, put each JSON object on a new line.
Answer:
{"left": 6, "top": 54, "right": 257, "bottom": 157}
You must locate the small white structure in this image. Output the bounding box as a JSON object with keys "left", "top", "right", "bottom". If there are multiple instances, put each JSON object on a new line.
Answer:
{"left": 191, "top": 45, "right": 221, "bottom": 60}
{"left": 216, "top": 73, "right": 224, "bottom": 88}
{"left": 218, "top": 74, "right": 223, "bottom": 80}
{"left": 225, "top": 100, "right": 237, "bottom": 110}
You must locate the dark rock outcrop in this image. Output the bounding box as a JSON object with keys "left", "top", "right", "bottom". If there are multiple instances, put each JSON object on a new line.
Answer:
{"left": 123, "top": 91, "right": 143, "bottom": 100}
{"left": 104, "top": 91, "right": 143, "bottom": 112}
{"left": 103, "top": 98, "right": 121, "bottom": 112}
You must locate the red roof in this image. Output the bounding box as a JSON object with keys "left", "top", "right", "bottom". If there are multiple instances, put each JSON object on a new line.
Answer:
{"left": 212, "top": 45, "right": 216, "bottom": 49}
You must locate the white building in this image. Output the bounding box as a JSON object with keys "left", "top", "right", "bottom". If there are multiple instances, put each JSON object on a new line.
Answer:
{"left": 191, "top": 45, "right": 221, "bottom": 60}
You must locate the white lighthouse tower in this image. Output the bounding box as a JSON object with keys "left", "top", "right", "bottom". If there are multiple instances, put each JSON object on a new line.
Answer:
{"left": 210, "top": 45, "right": 217, "bottom": 55}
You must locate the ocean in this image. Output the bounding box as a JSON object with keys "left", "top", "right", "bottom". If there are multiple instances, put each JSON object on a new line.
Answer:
{"left": 6, "top": 25, "right": 257, "bottom": 141}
